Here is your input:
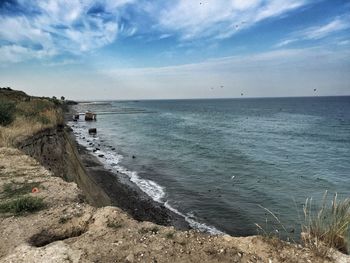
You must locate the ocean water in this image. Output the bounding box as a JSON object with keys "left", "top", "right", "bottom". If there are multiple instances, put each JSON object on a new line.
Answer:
{"left": 69, "top": 96, "right": 350, "bottom": 238}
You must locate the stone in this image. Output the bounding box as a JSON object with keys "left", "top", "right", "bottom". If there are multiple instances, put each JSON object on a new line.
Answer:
{"left": 85, "top": 112, "right": 97, "bottom": 121}
{"left": 126, "top": 253, "right": 134, "bottom": 262}
{"left": 88, "top": 128, "right": 97, "bottom": 135}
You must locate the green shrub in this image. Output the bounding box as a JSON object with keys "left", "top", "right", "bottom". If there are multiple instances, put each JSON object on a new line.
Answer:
{"left": 0, "top": 196, "right": 45, "bottom": 215}
{"left": 0, "top": 99, "right": 15, "bottom": 126}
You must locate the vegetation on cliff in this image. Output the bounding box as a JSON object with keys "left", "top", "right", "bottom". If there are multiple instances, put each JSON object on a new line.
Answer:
{"left": 0, "top": 100, "right": 15, "bottom": 126}
{"left": 302, "top": 193, "right": 350, "bottom": 255}
{"left": 0, "top": 88, "right": 64, "bottom": 147}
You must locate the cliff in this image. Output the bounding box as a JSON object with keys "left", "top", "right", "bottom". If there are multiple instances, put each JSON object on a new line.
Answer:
{"left": 16, "top": 127, "right": 111, "bottom": 207}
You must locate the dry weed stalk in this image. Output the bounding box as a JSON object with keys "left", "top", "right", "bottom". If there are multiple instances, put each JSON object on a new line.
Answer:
{"left": 302, "top": 191, "right": 350, "bottom": 256}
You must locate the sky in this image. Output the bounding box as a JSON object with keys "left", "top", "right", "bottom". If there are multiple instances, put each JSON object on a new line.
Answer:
{"left": 0, "top": 0, "right": 349, "bottom": 100}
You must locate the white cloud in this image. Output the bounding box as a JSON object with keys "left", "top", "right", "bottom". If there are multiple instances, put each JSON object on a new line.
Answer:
{"left": 0, "top": 45, "right": 56, "bottom": 63}
{"left": 104, "top": 47, "right": 348, "bottom": 77}
{"left": 0, "top": 16, "right": 52, "bottom": 48}
{"left": 276, "top": 15, "right": 350, "bottom": 47}
{"left": 303, "top": 17, "right": 350, "bottom": 40}
{"left": 338, "top": 39, "right": 350, "bottom": 45}
{"left": 275, "top": 39, "right": 297, "bottom": 48}
{"left": 253, "top": 1, "right": 305, "bottom": 22}
{"left": 157, "top": 0, "right": 308, "bottom": 40}
{"left": 92, "top": 47, "right": 349, "bottom": 99}
{"left": 0, "top": 0, "right": 134, "bottom": 62}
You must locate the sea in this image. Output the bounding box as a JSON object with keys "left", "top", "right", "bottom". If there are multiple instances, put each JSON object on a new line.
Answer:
{"left": 68, "top": 96, "right": 350, "bottom": 240}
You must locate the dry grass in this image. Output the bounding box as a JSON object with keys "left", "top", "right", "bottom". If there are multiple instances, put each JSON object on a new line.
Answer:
{"left": 0, "top": 117, "right": 47, "bottom": 147}
{"left": 0, "top": 97, "right": 63, "bottom": 147}
{"left": 255, "top": 205, "right": 296, "bottom": 243}
{"left": 302, "top": 192, "right": 350, "bottom": 256}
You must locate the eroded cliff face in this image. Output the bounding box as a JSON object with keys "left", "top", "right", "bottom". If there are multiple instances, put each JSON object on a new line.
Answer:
{"left": 16, "top": 127, "right": 111, "bottom": 207}
{"left": 16, "top": 127, "right": 66, "bottom": 179}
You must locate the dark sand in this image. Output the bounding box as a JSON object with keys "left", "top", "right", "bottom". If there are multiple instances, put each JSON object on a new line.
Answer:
{"left": 67, "top": 129, "right": 190, "bottom": 230}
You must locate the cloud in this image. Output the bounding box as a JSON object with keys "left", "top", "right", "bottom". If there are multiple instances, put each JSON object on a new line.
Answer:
{"left": 0, "top": 0, "right": 134, "bottom": 62}
{"left": 338, "top": 39, "right": 350, "bottom": 46}
{"left": 0, "top": 44, "right": 56, "bottom": 63}
{"left": 94, "top": 47, "right": 349, "bottom": 99}
{"left": 0, "top": 0, "right": 337, "bottom": 63}
{"left": 104, "top": 47, "right": 350, "bottom": 77}
{"left": 276, "top": 15, "right": 350, "bottom": 47}
{"left": 2, "top": 47, "right": 348, "bottom": 99}
{"left": 157, "top": 0, "right": 308, "bottom": 40}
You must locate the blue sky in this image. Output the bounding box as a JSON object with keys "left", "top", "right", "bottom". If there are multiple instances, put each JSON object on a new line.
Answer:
{"left": 0, "top": 0, "right": 349, "bottom": 100}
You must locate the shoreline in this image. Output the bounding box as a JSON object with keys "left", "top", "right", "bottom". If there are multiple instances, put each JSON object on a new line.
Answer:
{"left": 66, "top": 109, "right": 191, "bottom": 230}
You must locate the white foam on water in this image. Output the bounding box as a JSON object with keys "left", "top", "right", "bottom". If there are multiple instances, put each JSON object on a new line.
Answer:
{"left": 110, "top": 163, "right": 166, "bottom": 203}
{"left": 68, "top": 121, "right": 166, "bottom": 203}
{"left": 68, "top": 120, "right": 224, "bottom": 235}
{"left": 164, "top": 201, "right": 224, "bottom": 235}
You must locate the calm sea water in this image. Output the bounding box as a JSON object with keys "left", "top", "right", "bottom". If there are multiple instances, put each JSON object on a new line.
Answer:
{"left": 69, "top": 97, "right": 350, "bottom": 238}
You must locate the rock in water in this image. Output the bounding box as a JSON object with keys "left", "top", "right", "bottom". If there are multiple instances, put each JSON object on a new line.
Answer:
{"left": 85, "top": 111, "right": 97, "bottom": 121}
{"left": 88, "top": 128, "right": 97, "bottom": 135}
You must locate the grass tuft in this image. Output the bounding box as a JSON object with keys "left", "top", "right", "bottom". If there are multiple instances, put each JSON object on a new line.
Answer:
{"left": 255, "top": 205, "right": 296, "bottom": 243}
{"left": 165, "top": 231, "right": 175, "bottom": 239}
{"left": 302, "top": 191, "right": 350, "bottom": 255}
{"left": 138, "top": 226, "right": 159, "bottom": 235}
{"left": 0, "top": 196, "right": 45, "bottom": 215}
{"left": 2, "top": 181, "right": 40, "bottom": 198}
